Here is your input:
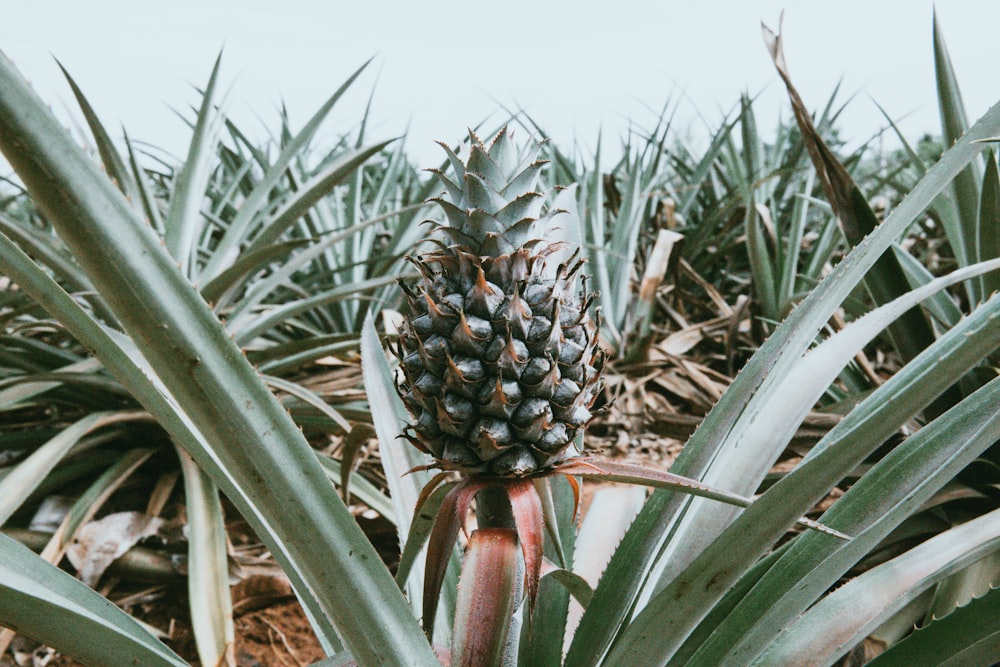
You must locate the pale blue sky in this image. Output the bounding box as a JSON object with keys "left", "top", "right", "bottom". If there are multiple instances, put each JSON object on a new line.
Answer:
{"left": 2, "top": 1, "right": 997, "bottom": 166}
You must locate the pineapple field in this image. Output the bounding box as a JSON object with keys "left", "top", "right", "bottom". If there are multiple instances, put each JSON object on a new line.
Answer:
{"left": 3, "top": 12, "right": 1000, "bottom": 667}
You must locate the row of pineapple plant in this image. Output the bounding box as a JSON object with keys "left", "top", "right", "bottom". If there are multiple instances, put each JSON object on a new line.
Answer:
{"left": 2, "top": 12, "right": 1000, "bottom": 666}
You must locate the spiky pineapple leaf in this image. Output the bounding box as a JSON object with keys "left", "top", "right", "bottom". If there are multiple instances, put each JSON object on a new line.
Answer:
{"left": 891, "top": 245, "right": 963, "bottom": 328}
{"left": 508, "top": 479, "right": 545, "bottom": 614}
{"left": 541, "top": 567, "right": 593, "bottom": 609}
{"left": 201, "top": 59, "right": 373, "bottom": 281}
{"left": 200, "top": 239, "right": 310, "bottom": 306}
{"left": 764, "top": 21, "right": 941, "bottom": 374}
{"left": 0, "top": 411, "right": 151, "bottom": 526}
{"left": 979, "top": 149, "right": 1000, "bottom": 297}
{"left": 519, "top": 475, "right": 580, "bottom": 667}
{"left": 395, "top": 479, "right": 456, "bottom": 592}
{"left": 0, "top": 534, "right": 187, "bottom": 667}
{"left": 233, "top": 274, "right": 398, "bottom": 344}
{"left": 57, "top": 61, "right": 143, "bottom": 212}
{"left": 451, "top": 528, "right": 519, "bottom": 667}
{"left": 565, "top": 86, "right": 1000, "bottom": 667}
{"left": 242, "top": 139, "right": 395, "bottom": 253}
{"left": 0, "top": 211, "right": 117, "bottom": 324}
{"left": 934, "top": 11, "right": 982, "bottom": 285}
{"left": 868, "top": 585, "right": 1000, "bottom": 666}
{"left": 421, "top": 478, "right": 488, "bottom": 638}
{"left": 361, "top": 313, "right": 458, "bottom": 640}
{"left": 177, "top": 449, "right": 234, "bottom": 667}
{"left": 464, "top": 170, "right": 508, "bottom": 213}
{"left": 601, "top": 260, "right": 1000, "bottom": 665}
{"left": 752, "top": 506, "right": 1000, "bottom": 665}
{"left": 120, "top": 132, "right": 165, "bottom": 225}
{"left": 163, "top": 52, "right": 225, "bottom": 275}
{"left": 667, "top": 374, "right": 1000, "bottom": 666}
{"left": 315, "top": 453, "right": 396, "bottom": 525}
{"left": 0, "top": 52, "right": 438, "bottom": 665}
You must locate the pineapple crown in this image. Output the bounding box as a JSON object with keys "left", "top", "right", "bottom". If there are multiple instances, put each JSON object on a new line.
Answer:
{"left": 428, "top": 127, "right": 569, "bottom": 258}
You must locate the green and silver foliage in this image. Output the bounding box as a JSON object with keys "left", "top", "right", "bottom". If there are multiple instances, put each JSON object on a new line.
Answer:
{"left": 0, "top": 52, "right": 439, "bottom": 667}
{"left": 396, "top": 129, "right": 603, "bottom": 477}
{"left": 4, "top": 16, "right": 1000, "bottom": 667}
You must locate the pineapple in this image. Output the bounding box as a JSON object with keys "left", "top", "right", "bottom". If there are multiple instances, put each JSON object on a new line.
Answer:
{"left": 396, "top": 128, "right": 603, "bottom": 477}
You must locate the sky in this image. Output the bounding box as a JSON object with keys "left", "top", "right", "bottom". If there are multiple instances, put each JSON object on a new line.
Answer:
{"left": 2, "top": 1, "right": 999, "bottom": 167}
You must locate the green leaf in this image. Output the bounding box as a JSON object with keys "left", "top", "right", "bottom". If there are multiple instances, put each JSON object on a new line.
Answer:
{"left": 681, "top": 374, "right": 1000, "bottom": 665}
{"left": 316, "top": 453, "right": 396, "bottom": 525}
{"left": 0, "top": 534, "right": 187, "bottom": 667}
{"left": 0, "top": 224, "right": 360, "bottom": 653}
{"left": 253, "top": 335, "right": 359, "bottom": 375}
{"left": 124, "top": 128, "right": 166, "bottom": 234}
{"left": 242, "top": 140, "right": 396, "bottom": 254}
{"left": 200, "top": 239, "right": 310, "bottom": 307}
{"left": 395, "top": 479, "right": 455, "bottom": 593}
{"left": 542, "top": 567, "right": 593, "bottom": 608}
{"left": 603, "top": 261, "right": 1000, "bottom": 664}
{"left": 264, "top": 374, "right": 351, "bottom": 432}
{"left": 566, "top": 94, "right": 1000, "bottom": 667}
{"left": 200, "top": 59, "right": 373, "bottom": 282}
{"left": 0, "top": 411, "right": 151, "bottom": 526}
{"left": 891, "top": 244, "right": 963, "bottom": 328}
{"left": 869, "top": 585, "right": 1000, "bottom": 666}
{"left": 361, "top": 313, "right": 460, "bottom": 640}
{"left": 57, "top": 61, "right": 143, "bottom": 212}
{"left": 520, "top": 476, "right": 579, "bottom": 667}
{"left": 177, "top": 449, "right": 234, "bottom": 667}
{"left": 979, "top": 150, "right": 1000, "bottom": 297}
{"left": 0, "top": 211, "right": 118, "bottom": 325}
{"left": 745, "top": 201, "right": 778, "bottom": 318}
{"left": 451, "top": 528, "right": 519, "bottom": 667}
{"left": 0, "top": 356, "right": 102, "bottom": 408}
{"left": 765, "top": 22, "right": 941, "bottom": 375}
{"left": 233, "top": 274, "right": 398, "bottom": 345}
{"left": 935, "top": 11, "right": 982, "bottom": 292}
{"left": 0, "top": 51, "right": 438, "bottom": 666}
{"left": 225, "top": 209, "right": 396, "bottom": 331}
{"left": 753, "top": 507, "right": 1000, "bottom": 665}
{"left": 163, "top": 52, "right": 226, "bottom": 275}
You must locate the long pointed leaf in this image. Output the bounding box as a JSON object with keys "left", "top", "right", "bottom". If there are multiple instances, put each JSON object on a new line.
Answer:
{"left": 163, "top": 52, "right": 225, "bottom": 274}
{"left": 0, "top": 411, "right": 151, "bottom": 526}
{"left": 979, "top": 150, "right": 1000, "bottom": 296}
{"left": 565, "top": 91, "right": 1000, "bottom": 667}
{"left": 451, "top": 528, "right": 519, "bottom": 667}
{"left": 934, "top": 12, "right": 982, "bottom": 285}
{"left": 0, "top": 229, "right": 344, "bottom": 650}
{"left": 0, "top": 52, "right": 438, "bottom": 666}
{"left": 177, "top": 449, "right": 234, "bottom": 667}
{"left": 0, "top": 534, "right": 187, "bottom": 667}
{"left": 753, "top": 506, "right": 1000, "bottom": 665}
{"left": 683, "top": 375, "right": 1000, "bottom": 665}
{"left": 869, "top": 585, "right": 1000, "bottom": 666}
{"left": 57, "top": 62, "right": 143, "bottom": 211}
{"left": 200, "top": 60, "right": 373, "bottom": 280}
{"left": 603, "top": 261, "right": 1000, "bottom": 663}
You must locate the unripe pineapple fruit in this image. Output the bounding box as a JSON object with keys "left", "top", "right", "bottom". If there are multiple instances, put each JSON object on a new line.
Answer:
{"left": 396, "top": 128, "right": 604, "bottom": 477}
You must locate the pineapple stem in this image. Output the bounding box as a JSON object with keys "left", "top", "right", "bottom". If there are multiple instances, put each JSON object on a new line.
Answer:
{"left": 476, "top": 483, "right": 515, "bottom": 530}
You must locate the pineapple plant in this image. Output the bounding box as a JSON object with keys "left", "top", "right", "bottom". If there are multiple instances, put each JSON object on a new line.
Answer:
{"left": 391, "top": 130, "right": 848, "bottom": 656}
{"left": 395, "top": 128, "right": 603, "bottom": 477}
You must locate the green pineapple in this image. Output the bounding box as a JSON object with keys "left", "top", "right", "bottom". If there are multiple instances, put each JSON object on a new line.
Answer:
{"left": 396, "top": 128, "right": 604, "bottom": 477}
